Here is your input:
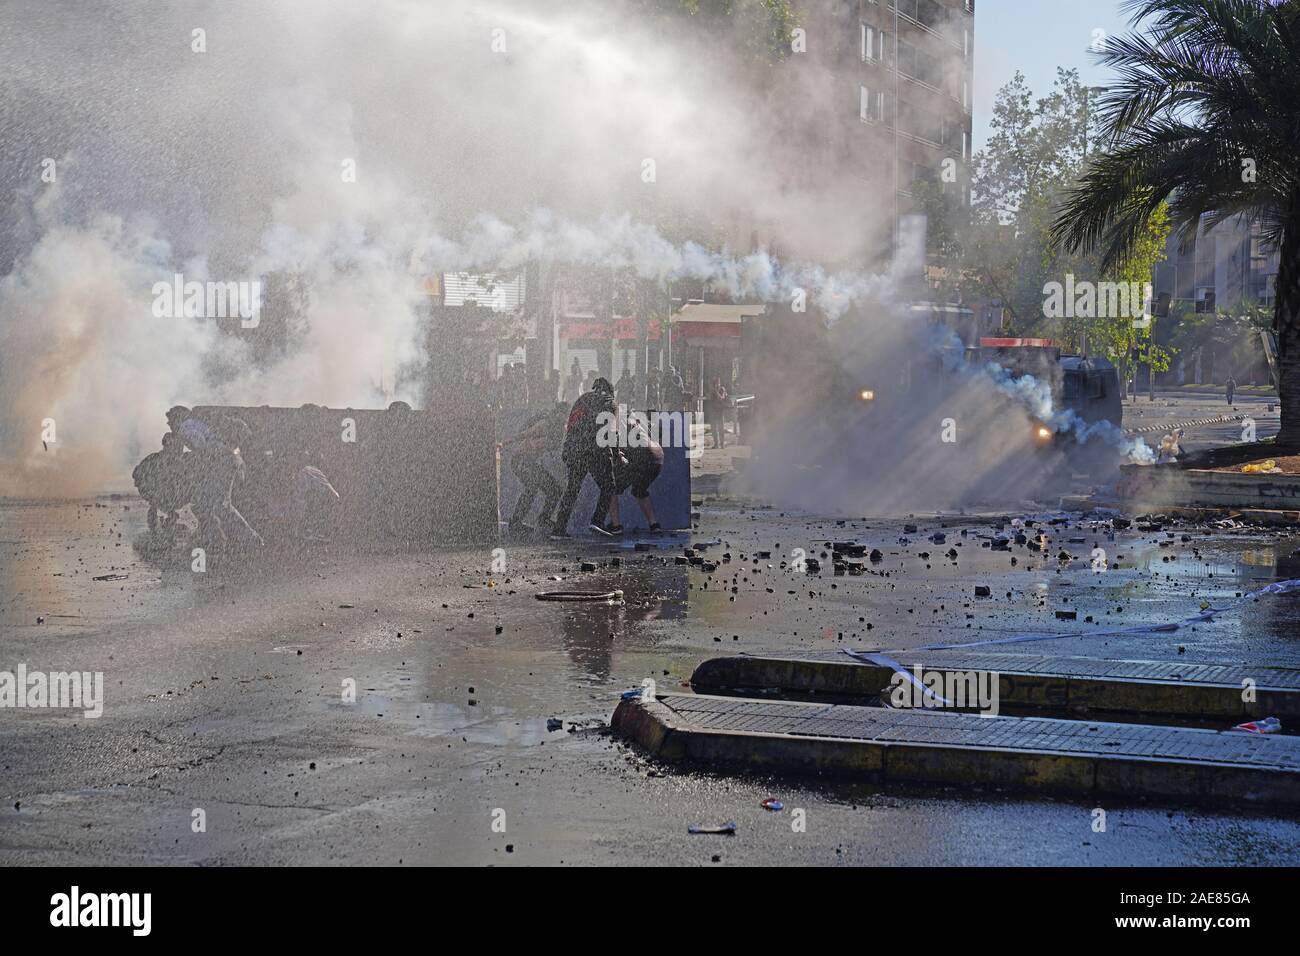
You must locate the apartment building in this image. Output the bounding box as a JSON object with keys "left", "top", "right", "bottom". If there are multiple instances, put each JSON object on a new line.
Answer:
{"left": 725, "top": 0, "right": 976, "bottom": 273}
{"left": 856, "top": 0, "right": 976, "bottom": 217}
{"left": 1154, "top": 213, "right": 1280, "bottom": 315}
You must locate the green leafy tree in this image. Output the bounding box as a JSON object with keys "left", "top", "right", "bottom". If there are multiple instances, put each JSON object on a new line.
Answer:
{"left": 966, "top": 69, "right": 1104, "bottom": 331}
{"left": 1052, "top": 0, "right": 1300, "bottom": 445}
{"left": 1086, "top": 202, "right": 1172, "bottom": 398}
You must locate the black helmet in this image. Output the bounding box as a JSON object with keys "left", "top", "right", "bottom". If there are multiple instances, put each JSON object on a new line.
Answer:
{"left": 592, "top": 377, "right": 613, "bottom": 395}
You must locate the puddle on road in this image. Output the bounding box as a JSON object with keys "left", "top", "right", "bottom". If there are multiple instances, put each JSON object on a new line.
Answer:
{"left": 349, "top": 694, "right": 557, "bottom": 747}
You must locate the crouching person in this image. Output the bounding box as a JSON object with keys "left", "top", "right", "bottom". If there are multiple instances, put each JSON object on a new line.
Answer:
{"left": 605, "top": 414, "right": 664, "bottom": 534}
{"left": 132, "top": 432, "right": 194, "bottom": 543}
{"left": 193, "top": 416, "right": 264, "bottom": 553}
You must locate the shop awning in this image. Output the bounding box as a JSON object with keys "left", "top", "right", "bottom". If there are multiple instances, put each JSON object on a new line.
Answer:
{"left": 560, "top": 317, "right": 662, "bottom": 341}
{"left": 670, "top": 303, "right": 766, "bottom": 342}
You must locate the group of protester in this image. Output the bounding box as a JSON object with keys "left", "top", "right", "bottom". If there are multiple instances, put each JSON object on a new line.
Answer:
{"left": 502, "top": 376, "right": 665, "bottom": 539}
{"left": 132, "top": 406, "right": 340, "bottom": 553}
{"left": 561, "top": 360, "right": 733, "bottom": 448}
{"left": 495, "top": 363, "right": 530, "bottom": 408}
{"left": 135, "top": 374, "right": 668, "bottom": 549}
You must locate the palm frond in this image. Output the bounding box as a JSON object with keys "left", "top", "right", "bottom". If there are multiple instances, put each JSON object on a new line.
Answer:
{"left": 1054, "top": 0, "right": 1300, "bottom": 269}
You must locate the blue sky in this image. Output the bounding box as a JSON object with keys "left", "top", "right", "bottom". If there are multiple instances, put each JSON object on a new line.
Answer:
{"left": 973, "top": 0, "right": 1132, "bottom": 151}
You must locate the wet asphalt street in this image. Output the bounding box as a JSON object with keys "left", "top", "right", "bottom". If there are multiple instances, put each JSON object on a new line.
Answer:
{"left": 4, "top": 471, "right": 1300, "bottom": 865}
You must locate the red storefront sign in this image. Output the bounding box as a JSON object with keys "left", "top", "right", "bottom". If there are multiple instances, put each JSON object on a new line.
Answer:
{"left": 561, "top": 319, "right": 662, "bottom": 340}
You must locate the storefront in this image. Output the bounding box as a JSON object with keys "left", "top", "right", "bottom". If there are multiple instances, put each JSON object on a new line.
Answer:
{"left": 558, "top": 317, "right": 664, "bottom": 397}
{"left": 669, "top": 302, "right": 766, "bottom": 412}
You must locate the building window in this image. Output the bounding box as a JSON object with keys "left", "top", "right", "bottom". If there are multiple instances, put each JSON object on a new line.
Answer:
{"left": 861, "top": 24, "right": 886, "bottom": 62}
{"left": 1260, "top": 274, "right": 1277, "bottom": 305}
{"left": 860, "top": 85, "right": 885, "bottom": 122}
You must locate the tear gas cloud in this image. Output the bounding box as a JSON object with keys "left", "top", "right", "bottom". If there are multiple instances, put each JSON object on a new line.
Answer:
{"left": 980, "top": 362, "right": 1156, "bottom": 466}
{"left": 0, "top": 0, "right": 899, "bottom": 495}
{"left": 0, "top": 0, "right": 1119, "bottom": 510}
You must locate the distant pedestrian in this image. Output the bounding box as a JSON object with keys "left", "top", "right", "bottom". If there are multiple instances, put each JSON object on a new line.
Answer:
{"left": 616, "top": 369, "right": 637, "bottom": 409}
{"left": 708, "top": 377, "right": 729, "bottom": 449}
{"left": 564, "top": 358, "right": 584, "bottom": 402}
{"left": 645, "top": 369, "right": 662, "bottom": 410}
{"left": 1226, "top": 376, "right": 1237, "bottom": 406}
{"left": 662, "top": 366, "right": 684, "bottom": 411}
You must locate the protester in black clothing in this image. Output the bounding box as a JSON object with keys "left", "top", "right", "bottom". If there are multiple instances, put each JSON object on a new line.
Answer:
{"left": 550, "top": 377, "right": 618, "bottom": 537}
{"left": 193, "top": 416, "right": 263, "bottom": 551}
{"left": 1226, "top": 376, "right": 1237, "bottom": 406}
{"left": 133, "top": 431, "right": 194, "bottom": 541}
{"left": 501, "top": 404, "right": 566, "bottom": 536}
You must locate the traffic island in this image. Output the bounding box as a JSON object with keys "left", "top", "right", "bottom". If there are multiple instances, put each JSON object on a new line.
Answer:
{"left": 1120, "top": 442, "right": 1300, "bottom": 514}
{"left": 612, "top": 692, "right": 1300, "bottom": 809}
{"left": 689, "top": 651, "right": 1300, "bottom": 723}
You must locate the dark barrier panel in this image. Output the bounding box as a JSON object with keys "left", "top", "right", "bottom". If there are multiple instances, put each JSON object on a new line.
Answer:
{"left": 191, "top": 405, "right": 499, "bottom": 544}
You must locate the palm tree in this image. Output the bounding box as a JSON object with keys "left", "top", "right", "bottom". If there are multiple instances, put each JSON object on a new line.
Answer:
{"left": 1052, "top": 0, "right": 1300, "bottom": 446}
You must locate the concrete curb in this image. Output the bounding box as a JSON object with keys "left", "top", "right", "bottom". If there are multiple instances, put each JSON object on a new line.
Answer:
{"left": 613, "top": 693, "right": 1300, "bottom": 808}
{"left": 1122, "top": 466, "right": 1300, "bottom": 512}
{"left": 689, "top": 654, "right": 1300, "bottom": 722}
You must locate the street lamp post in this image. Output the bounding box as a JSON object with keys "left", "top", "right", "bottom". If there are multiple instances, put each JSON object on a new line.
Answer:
{"left": 893, "top": 0, "right": 900, "bottom": 250}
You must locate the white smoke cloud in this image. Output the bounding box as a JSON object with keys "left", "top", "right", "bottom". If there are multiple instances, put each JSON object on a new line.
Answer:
{"left": 0, "top": 199, "right": 222, "bottom": 495}
{"left": 0, "top": 0, "right": 1042, "bottom": 511}
{"left": 2, "top": 0, "right": 911, "bottom": 495}
{"left": 977, "top": 362, "right": 1155, "bottom": 465}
